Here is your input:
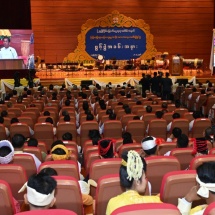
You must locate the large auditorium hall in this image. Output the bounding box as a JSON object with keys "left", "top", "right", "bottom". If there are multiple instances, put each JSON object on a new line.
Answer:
{"left": 0, "top": 1, "right": 215, "bottom": 215}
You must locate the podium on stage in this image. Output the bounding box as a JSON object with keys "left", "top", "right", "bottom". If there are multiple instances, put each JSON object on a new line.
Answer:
{"left": 170, "top": 55, "right": 183, "bottom": 76}
{"left": 0, "top": 59, "right": 25, "bottom": 70}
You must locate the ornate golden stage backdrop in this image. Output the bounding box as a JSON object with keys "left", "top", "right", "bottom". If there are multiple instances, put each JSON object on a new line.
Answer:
{"left": 31, "top": 0, "right": 214, "bottom": 65}
{"left": 64, "top": 10, "right": 158, "bottom": 62}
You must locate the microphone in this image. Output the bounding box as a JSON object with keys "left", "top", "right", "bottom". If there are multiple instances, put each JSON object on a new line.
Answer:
{"left": 10, "top": 49, "right": 14, "bottom": 59}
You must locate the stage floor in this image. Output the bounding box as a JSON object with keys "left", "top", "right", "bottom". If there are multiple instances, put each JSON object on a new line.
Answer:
{"left": 35, "top": 68, "right": 213, "bottom": 87}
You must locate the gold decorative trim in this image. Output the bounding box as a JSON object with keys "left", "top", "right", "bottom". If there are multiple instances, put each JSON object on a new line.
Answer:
{"left": 64, "top": 10, "right": 157, "bottom": 62}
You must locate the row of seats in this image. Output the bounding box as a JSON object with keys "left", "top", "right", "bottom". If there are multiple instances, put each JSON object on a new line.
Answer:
{"left": 2, "top": 154, "right": 215, "bottom": 196}
{"left": 2, "top": 158, "right": 215, "bottom": 215}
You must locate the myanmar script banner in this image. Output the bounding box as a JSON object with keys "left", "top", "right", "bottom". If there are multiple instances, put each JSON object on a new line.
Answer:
{"left": 64, "top": 11, "right": 157, "bottom": 62}
{"left": 85, "top": 27, "right": 146, "bottom": 60}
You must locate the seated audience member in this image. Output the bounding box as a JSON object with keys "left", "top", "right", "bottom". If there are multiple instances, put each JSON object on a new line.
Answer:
{"left": 105, "top": 94, "right": 115, "bottom": 106}
{"left": 39, "top": 167, "right": 94, "bottom": 206}
{"left": 62, "top": 132, "right": 81, "bottom": 153}
{"left": 133, "top": 116, "right": 140, "bottom": 120}
{"left": 98, "top": 108, "right": 113, "bottom": 125}
{"left": 18, "top": 172, "right": 57, "bottom": 211}
{"left": 106, "top": 150, "right": 161, "bottom": 215}
{"left": 1, "top": 110, "right": 8, "bottom": 118}
{"left": 45, "top": 117, "right": 56, "bottom": 135}
{"left": 95, "top": 102, "right": 106, "bottom": 120}
{"left": 196, "top": 89, "right": 206, "bottom": 103}
{"left": 77, "top": 113, "right": 95, "bottom": 135}
{"left": 140, "top": 136, "right": 158, "bottom": 157}
{"left": 0, "top": 116, "right": 9, "bottom": 137}
{"left": 124, "top": 107, "right": 132, "bottom": 114}
{"left": 63, "top": 114, "right": 71, "bottom": 122}
{"left": 167, "top": 127, "right": 182, "bottom": 142}
{"left": 76, "top": 100, "right": 89, "bottom": 118}
{"left": 11, "top": 117, "right": 34, "bottom": 136}
{"left": 189, "top": 111, "right": 202, "bottom": 131}
{"left": 84, "top": 138, "right": 117, "bottom": 182}
{"left": 192, "top": 137, "right": 209, "bottom": 156}
{"left": 62, "top": 132, "right": 73, "bottom": 141}
{"left": 43, "top": 111, "right": 51, "bottom": 116}
{"left": 12, "top": 134, "right": 41, "bottom": 170}
{"left": 136, "top": 100, "right": 142, "bottom": 105}
{"left": 146, "top": 105, "right": 153, "bottom": 113}
{"left": 51, "top": 144, "right": 83, "bottom": 180}
{"left": 121, "top": 105, "right": 128, "bottom": 113}
{"left": 187, "top": 87, "right": 197, "bottom": 100}
{"left": 27, "top": 137, "right": 47, "bottom": 161}
{"left": 62, "top": 110, "right": 69, "bottom": 117}
{"left": 203, "top": 127, "right": 215, "bottom": 147}
{"left": 88, "top": 129, "right": 102, "bottom": 145}
{"left": 98, "top": 139, "right": 117, "bottom": 159}
{"left": 155, "top": 110, "right": 163, "bottom": 119}
{"left": 164, "top": 134, "right": 189, "bottom": 156}
{"left": 0, "top": 140, "right": 14, "bottom": 165}
{"left": 64, "top": 99, "right": 71, "bottom": 106}
{"left": 146, "top": 111, "right": 163, "bottom": 133}
{"left": 99, "top": 113, "right": 116, "bottom": 135}
{"left": 122, "top": 132, "right": 133, "bottom": 145}
{"left": 189, "top": 127, "right": 214, "bottom": 157}
{"left": 167, "top": 112, "right": 181, "bottom": 132}
{"left": 51, "top": 140, "right": 65, "bottom": 149}
{"left": 0, "top": 140, "right": 20, "bottom": 213}
{"left": 177, "top": 134, "right": 189, "bottom": 148}
{"left": 48, "top": 84, "right": 54, "bottom": 91}
{"left": 177, "top": 161, "right": 215, "bottom": 214}
{"left": 51, "top": 92, "right": 58, "bottom": 101}
{"left": 161, "top": 102, "right": 168, "bottom": 112}
{"left": 39, "top": 167, "right": 58, "bottom": 176}
{"left": 91, "top": 96, "right": 100, "bottom": 111}
{"left": 175, "top": 99, "right": 181, "bottom": 108}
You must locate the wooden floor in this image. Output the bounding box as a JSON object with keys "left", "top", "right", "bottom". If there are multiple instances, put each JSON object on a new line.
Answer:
{"left": 35, "top": 68, "right": 214, "bottom": 87}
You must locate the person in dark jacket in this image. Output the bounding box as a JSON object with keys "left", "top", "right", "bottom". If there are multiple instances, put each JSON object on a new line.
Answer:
{"left": 139, "top": 73, "right": 150, "bottom": 97}
{"left": 150, "top": 72, "right": 160, "bottom": 94}
{"left": 161, "top": 72, "right": 172, "bottom": 100}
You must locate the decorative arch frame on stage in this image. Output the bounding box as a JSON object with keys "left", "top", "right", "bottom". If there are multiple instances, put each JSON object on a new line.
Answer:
{"left": 64, "top": 10, "right": 158, "bottom": 62}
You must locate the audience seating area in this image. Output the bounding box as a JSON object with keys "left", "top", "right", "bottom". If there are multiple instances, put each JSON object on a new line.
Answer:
{"left": 0, "top": 84, "right": 215, "bottom": 214}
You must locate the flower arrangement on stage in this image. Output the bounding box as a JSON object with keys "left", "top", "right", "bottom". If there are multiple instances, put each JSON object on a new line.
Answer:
{"left": 0, "top": 29, "right": 11, "bottom": 45}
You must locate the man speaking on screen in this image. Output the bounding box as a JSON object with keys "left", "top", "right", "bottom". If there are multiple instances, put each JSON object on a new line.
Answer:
{"left": 0, "top": 36, "right": 18, "bottom": 59}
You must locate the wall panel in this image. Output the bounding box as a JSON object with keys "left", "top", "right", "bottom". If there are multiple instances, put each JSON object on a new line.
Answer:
{"left": 31, "top": 0, "right": 214, "bottom": 66}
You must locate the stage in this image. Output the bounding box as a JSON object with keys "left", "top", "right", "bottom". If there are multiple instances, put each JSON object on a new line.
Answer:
{"left": 35, "top": 68, "right": 209, "bottom": 87}
{"left": 0, "top": 68, "right": 213, "bottom": 95}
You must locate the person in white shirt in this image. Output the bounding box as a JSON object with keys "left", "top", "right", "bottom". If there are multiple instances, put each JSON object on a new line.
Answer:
{"left": 164, "top": 134, "right": 189, "bottom": 156}
{"left": 45, "top": 117, "right": 56, "bottom": 136}
{"left": 140, "top": 105, "right": 152, "bottom": 120}
{"left": 177, "top": 162, "right": 215, "bottom": 215}
{"left": 77, "top": 113, "right": 94, "bottom": 135}
{"left": 187, "top": 87, "right": 197, "bottom": 100}
{"left": 0, "top": 36, "right": 18, "bottom": 59}
{"left": 11, "top": 117, "right": 34, "bottom": 136}
{"left": 189, "top": 111, "right": 202, "bottom": 132}
{"left": 99, "top": 113, "right": 116, "bottom": 135}
{"left": 146, "top": 111, "right": 163, "bottom": 134}
{"left": 196, "top": 89, "right": 206, "bottom": 103}
{"left": 166, "top": 127, "right": 182, "bottom": 142}
{"left": 166, "top": 112, "right": 180, "bottom": 132}
{"left": 11, "top": 134, "right": 41, "bottom": 170}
